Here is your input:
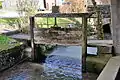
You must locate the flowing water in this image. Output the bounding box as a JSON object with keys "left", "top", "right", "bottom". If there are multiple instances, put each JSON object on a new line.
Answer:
{"left": 0, "top": 46, "right": 83, "bottom": 80}
{"left": 41, "top": 46, "right": 82, "bottom": 80}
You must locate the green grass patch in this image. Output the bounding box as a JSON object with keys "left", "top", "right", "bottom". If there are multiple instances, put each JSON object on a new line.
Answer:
{"left": 0, "top": 18, "right": 19, "bottom": 24}
{"left": 0, "top": 35, "right": 22, "bottom": 52}
{"left": 36, "top": 18, "right": 75, "bottom": 28}
{"left": 36, "top": 18, "right": 72, "bottom": 24}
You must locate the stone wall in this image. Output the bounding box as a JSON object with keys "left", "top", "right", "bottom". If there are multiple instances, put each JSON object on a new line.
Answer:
{"left": 111, "top": 0, "right": 120, "bottom": 55}
{"left": 0, "top": 44, "right": 24, "bottom": 71}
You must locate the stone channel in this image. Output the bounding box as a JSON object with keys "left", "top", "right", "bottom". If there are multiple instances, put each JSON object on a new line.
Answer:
{"left": 0, "top": 45, "right": 82, "bottom": 80}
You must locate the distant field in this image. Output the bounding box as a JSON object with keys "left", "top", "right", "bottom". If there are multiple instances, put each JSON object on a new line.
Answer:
{"left": 36, "top": 18, "right": 77, "bottom": 28}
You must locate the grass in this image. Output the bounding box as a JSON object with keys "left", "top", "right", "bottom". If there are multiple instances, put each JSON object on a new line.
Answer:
{"left": 0, "top": 35, "right": 22, "bottom": 52}
{"left": 36, "top": 18, "right": 72, "bottom": 24}
{"left": 36, "top": 18, "right": 75, "bottom": 28}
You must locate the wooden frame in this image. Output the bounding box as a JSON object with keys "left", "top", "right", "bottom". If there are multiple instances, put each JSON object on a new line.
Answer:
{"left": 30, "top": 13, "right": 92, "bottom": 72}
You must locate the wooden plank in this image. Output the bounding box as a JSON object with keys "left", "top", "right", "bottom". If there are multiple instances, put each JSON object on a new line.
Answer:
{"left": 88, "top": 44, "right": 112, "bottom": 47}
{"left": 87, "top": 40, "right": 113, "bottom": 46}
{"left": 34, "top": 28, "right": 82, "bottom": 40}
{"left": 89, "top": 15, "right": 110, "bottom": 18}
{"left": 34, "top": 39, "right": 113, "bottom": 47}
{"left": 35, "top": 13, "right": 91, "bottom": 18}
{"left": 30, "top": 17, "right": 35, "bottom": 61}
{"left": 9, "top": 33, "right": 30, "bottom": 40}
{"left": 82, "top": 16, "right": 87, "bottom": 72}
{"left": 35, "top": 41, "right": 81, "bottom": 46}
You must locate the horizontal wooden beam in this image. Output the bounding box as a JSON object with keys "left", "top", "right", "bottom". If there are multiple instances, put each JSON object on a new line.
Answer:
{"left": 35, "top": 41, "right": 82, "bottom": 46}
{"left": 34, "top": 13, "right": 92, "bottom": 18}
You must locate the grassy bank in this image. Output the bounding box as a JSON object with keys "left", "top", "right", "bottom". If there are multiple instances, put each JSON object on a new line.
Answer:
{"left": 36, "top": 18, "right": 76, "bottom": 28}
{"left": 0, "top": 35, "right": 22, "bottom": 52}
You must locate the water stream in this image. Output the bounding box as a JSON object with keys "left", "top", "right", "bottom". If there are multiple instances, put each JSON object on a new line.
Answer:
{"left": 1, "top": 46, "right": 83, "bottom": 80}
{"left": 42, "top": 46, "right": 82, "bottom": 80}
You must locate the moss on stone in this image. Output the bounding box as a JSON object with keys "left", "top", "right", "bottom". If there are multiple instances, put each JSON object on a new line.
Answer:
{"left": 86, "top": 53, "right": 112, "bottom": 74}
{"left": 0, "top": 35, "right": 23, "bottom": 52}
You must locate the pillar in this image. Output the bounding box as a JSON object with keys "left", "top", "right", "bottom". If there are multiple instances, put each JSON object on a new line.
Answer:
{"left": 82, "top": 16, "right": 87, "bottom": 72}
{"left": 111, "top": 0, "right": 120, "bottom": 55}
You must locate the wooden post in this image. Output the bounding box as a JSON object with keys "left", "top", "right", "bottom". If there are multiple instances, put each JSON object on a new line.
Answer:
{"left": 30, "top": 17, "right": 35, "bottom": 61}
{"left": 82, "top": 16, "right": 87, "bottom": 72}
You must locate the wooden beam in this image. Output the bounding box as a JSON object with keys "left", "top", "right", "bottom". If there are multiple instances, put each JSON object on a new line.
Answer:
{"left": 82, "top": 16, "right": 87, "bottom": 72}
{"left": 35, "top": 13, "right": 91, "bottom": 18}
{"left": 30, "top": 17, "right": 35, "bottom": 61}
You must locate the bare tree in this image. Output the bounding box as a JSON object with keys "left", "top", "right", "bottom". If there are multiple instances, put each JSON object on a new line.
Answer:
{"left": 16, "top": 0, "right": 39, "bottom": 33}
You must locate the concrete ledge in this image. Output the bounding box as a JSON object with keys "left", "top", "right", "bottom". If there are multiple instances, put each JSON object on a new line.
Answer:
{"left": 97, "top": 56, "right": 120, "bottom": 80}
{"left": 1, "top": 30, "right": 20, "bottom": 36}
{"left": 86, "top": 54, "right": 112, "bottom": 74}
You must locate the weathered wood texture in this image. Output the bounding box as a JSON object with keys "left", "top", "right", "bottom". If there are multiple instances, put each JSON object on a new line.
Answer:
{"left": 30, "top": 13, "right": 91, "bottom": 72}
{"left": 35, "top": 13, "right": 91, "bottom": 18}
{"left": 30, "top": 17, "right": 36, "bottom": 61}
{"left": 34, "top": 28, "right": 82, "bottom": 45}
{"left": 82, "top": 16, "right": 87, "bottom": 72}
{"left": 111, "top": 0, "right": 120, "bottom": 55}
